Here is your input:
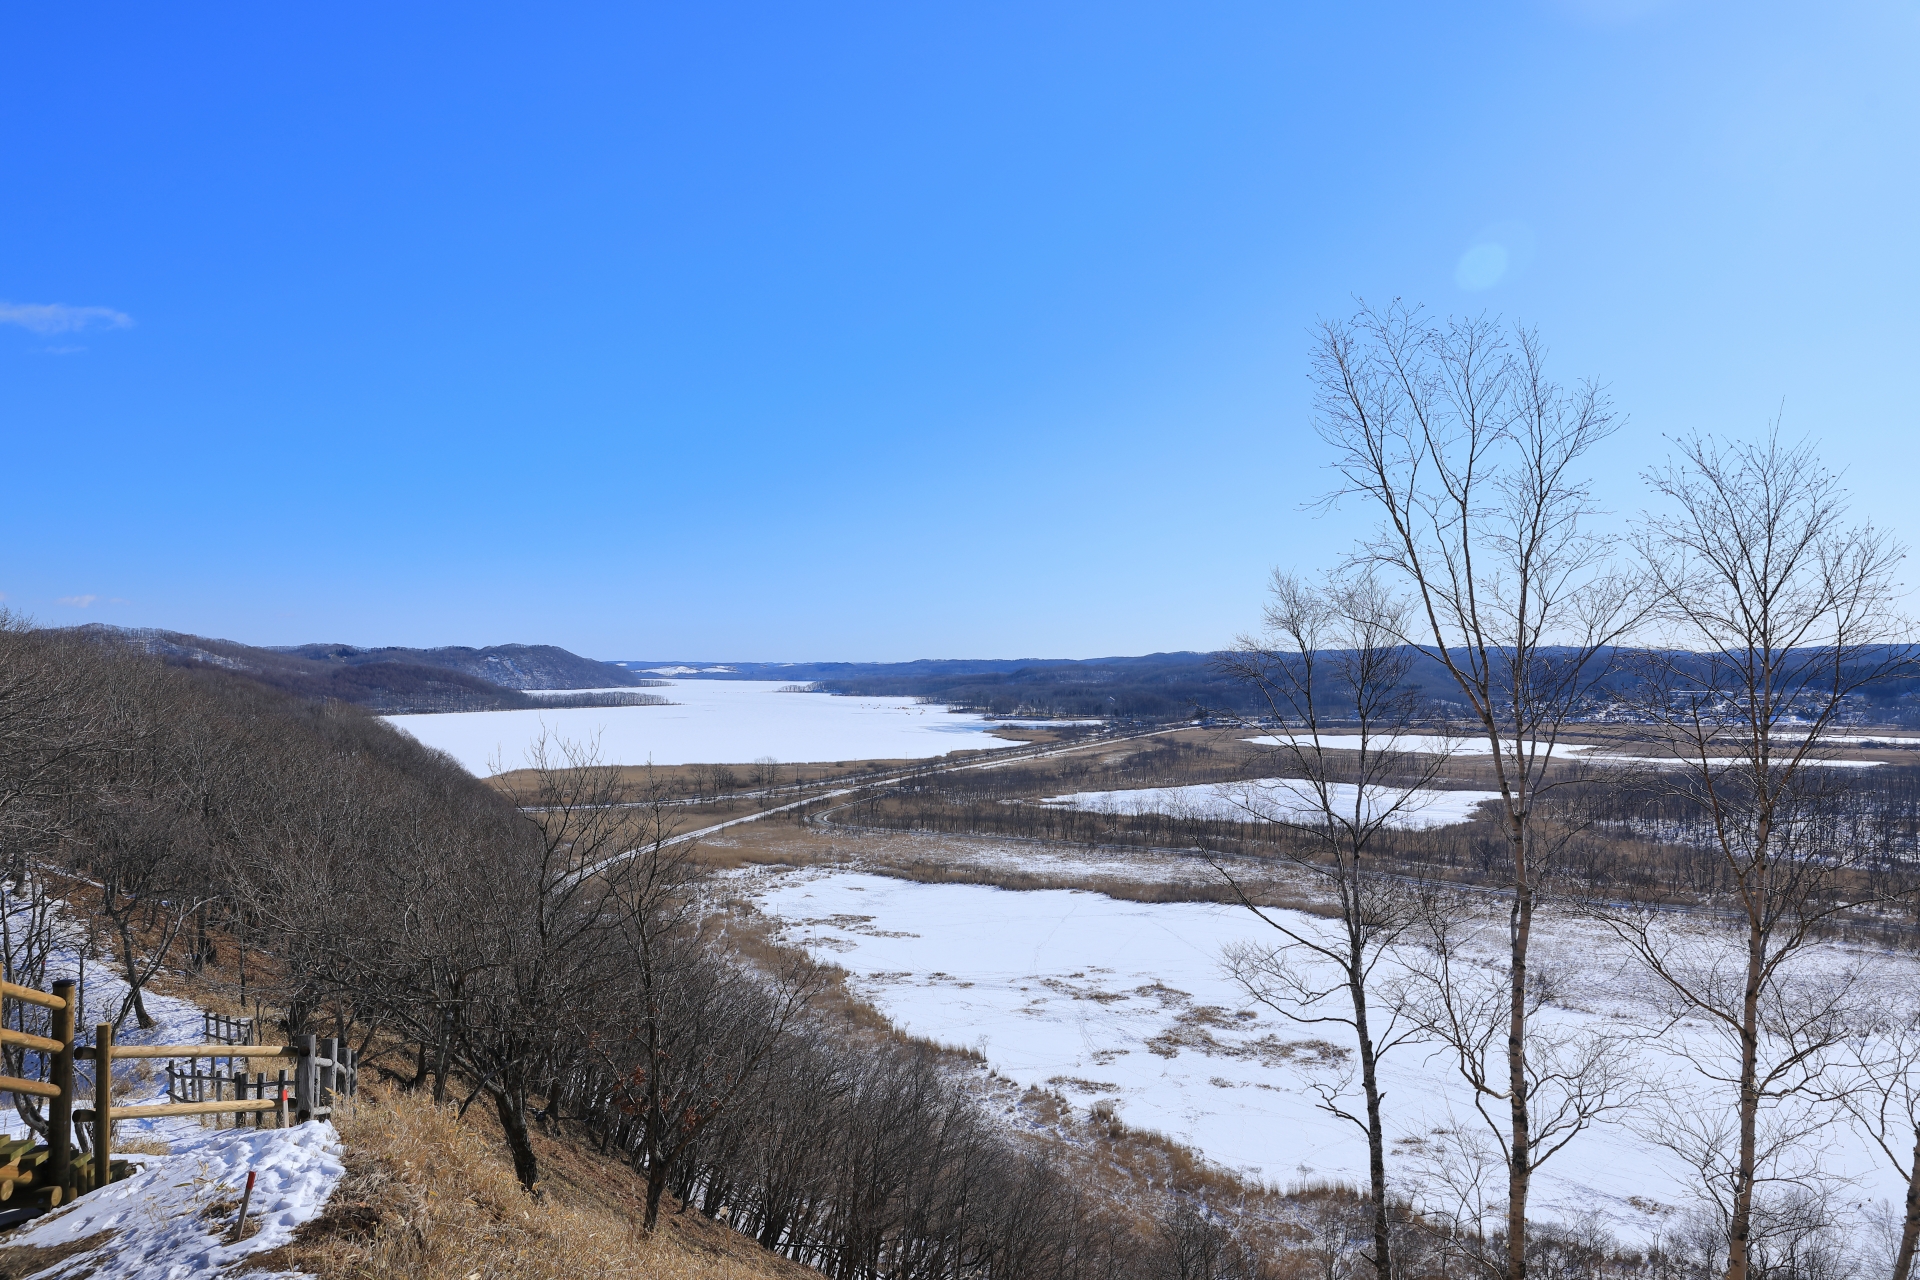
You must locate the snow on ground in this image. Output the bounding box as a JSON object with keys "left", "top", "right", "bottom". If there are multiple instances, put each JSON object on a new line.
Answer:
{"left": 1242, "top": 733, "right": 1888, "bottom": 767}
{"left": 384, "top": 678, "right": 1028, "bottom": 774}
{"left": 4, "top": 1122, "right": 345, "bottom": 1280}
{"left": 1037, "top": 779, "right": 1502, "bottom": 829}
{"left": 744, "top": 867, "right": 1908, "bottom": 1245}
{"left": 1242, "top": 734, "right": 1600, "bottom": 758}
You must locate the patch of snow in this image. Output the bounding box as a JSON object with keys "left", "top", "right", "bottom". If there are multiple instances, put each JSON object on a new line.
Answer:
{"left": 4, "top": 1122, "right": 345, "bottom": 1279}
{"left": 383, "top": 679, "right": 1029, "bottom": 774}
{"left": 642, "top": 665, "right": 736, "bottom": 675}
{"left": 1242, "top": 733, "right": 1599, "bottom": 758}
{"left": 1037, "top": 779, "right": 1501, "bottom": 829}
{"left": 1241, "top": 735, "right": 1888, "bottom": 770}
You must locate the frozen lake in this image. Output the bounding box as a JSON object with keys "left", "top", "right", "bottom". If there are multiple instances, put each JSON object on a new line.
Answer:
{"left": 746, "top": 867, "right": 1906, "bottom": 1246}
{"left": 383, "top": 678, "right": 1028, "bottom": 774}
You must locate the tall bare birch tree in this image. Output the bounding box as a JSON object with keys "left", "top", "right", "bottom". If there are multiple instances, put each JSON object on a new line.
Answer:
{"left": 1216, "top": 570, "right": 1453, "bottom": 1279}
{"left": 1310, "top": 303, "right": 1639, "bottom": 1276}
{"left": 1600, "top": 431, "right": 1918, "bottom": 1280}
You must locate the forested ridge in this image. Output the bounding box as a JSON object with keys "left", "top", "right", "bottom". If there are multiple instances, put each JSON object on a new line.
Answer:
{"left": 72, "top": 625, "right": 650, "bottom": 713}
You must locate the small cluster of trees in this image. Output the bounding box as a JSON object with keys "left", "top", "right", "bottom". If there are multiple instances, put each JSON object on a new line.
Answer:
{"left": 1215, "top": 306, "right": 1920, "bottom": 1280}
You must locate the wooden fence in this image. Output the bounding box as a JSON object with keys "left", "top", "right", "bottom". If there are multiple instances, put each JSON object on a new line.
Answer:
{"left": 0, "top": 977, "right": 357, "bottom": 1215}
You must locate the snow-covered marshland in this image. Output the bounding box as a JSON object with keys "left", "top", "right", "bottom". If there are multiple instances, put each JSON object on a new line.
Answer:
{"left": 744, "top": 866, "right": 1910, "bottom": 1247}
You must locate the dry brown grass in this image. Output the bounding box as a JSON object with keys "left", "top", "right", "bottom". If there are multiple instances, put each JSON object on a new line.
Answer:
{"left": 249, "top": 1086, "right": 820, "bottom": 1280}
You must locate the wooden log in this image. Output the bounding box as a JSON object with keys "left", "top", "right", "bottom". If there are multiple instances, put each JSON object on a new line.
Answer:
{"left": 294, "top": 1035, "right": 315, "bottom": 1122}
{"left": 75, "top": 1099, "right": 283, "bottom": 1120}
{"left": 0, "top": 1027, "right": 65, "bottom": 1054}
{"left": 46, "top": 980, "right": 73, "bottom": 1196}
{"left": 0, "top": 1075, "right": 62, "bottom": 1100}
{"left": 0, "top": 981, "right": 66, "bottom": 1012}
{"left": 92, "top": 1024, "right": 111, "bottom": 1190}
{"left": 322, "top": 1037, "right": 338, "bottom": 1109}
{"left": 80, "top": 1044, "right": 295, "bottom": 1061}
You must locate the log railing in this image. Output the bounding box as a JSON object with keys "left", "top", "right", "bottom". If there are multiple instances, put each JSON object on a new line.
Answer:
{"left": 0, "top": 976, "right": 357, "bottom": 1214}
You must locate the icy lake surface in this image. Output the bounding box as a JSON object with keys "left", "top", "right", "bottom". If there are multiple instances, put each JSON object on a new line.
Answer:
{"left": 384, "top": 679, "right": 1028, "bottom": 774}
{"left": 1039, "top": 779, "right": 1502, "bottom": 829}
{"left": 747, "top": 868, "right": 1906, "bottom": 1243}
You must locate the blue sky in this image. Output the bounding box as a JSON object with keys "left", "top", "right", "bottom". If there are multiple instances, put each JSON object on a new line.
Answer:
{"left": 4, "top": 2, "right": 1917, "bottom": 661}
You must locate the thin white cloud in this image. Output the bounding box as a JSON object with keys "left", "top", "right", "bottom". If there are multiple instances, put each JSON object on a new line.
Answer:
{"left": 57, "top": 595, "right": 100, "bottom": 609}
{"left": 0, "top": 301, "right": 134, "bottom": 335}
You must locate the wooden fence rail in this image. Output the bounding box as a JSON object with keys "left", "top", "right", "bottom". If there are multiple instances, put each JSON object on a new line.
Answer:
{"left": 0, "top": 977, "right": 357, "bottom": 1217}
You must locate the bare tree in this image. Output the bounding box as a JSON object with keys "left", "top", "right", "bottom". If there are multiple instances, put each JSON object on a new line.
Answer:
{"left": 1599, "top": 430, "right": 1919, "bottom": 1280}
{"left": 1310, "top": 302, "right": 1641, "bottom": 1276}
{"left": 1215, "top": 570, "right": 1451, "bottom": 1279}
{"left": 1844, "top": 1003, "right": 1920, "bottom": 1280}
{"left": 1392, "top": 886, "right": 1639, "bottom": 1271}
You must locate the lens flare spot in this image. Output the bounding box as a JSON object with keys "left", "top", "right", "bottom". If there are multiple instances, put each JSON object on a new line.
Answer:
{"left": 1454, "top": 242, "right": 1510, "bottom": 291}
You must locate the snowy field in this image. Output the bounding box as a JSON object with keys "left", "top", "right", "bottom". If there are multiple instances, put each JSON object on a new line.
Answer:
{"left": 1241, "top": 733, "right": 1597, "bottom": 757}
{"left": 745, "top": 867, "right": 1908, "bottom": 1245}
{"left": 1243, "top": 733, "right": 1887, "bottom": 767}
{"left": 384, "top": 679, "right": 1029, "bottom": 774}
{"left": 1039, "top": 779, "right": 1502, "bottom": 829}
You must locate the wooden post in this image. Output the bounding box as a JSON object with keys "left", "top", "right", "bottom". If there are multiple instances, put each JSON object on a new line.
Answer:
{"left": 47, "top": 979, "right": 74, "bottom": 1197}
{"left": 321, "top": 1037, "right": 338, "bottom": 1113}
{"left": 91, "top": 1023, "right": 111, "bottom": 1192}
{"left": 294, "top": 1035, "right": 315, "bottom": 1122}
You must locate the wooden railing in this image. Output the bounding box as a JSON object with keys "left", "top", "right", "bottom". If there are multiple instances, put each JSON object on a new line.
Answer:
{"left": 0, "top": 977, "right": 358, "bottom": 1213}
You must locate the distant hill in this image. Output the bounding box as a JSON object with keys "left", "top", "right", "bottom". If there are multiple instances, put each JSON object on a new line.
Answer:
{"left": 80, "top": 628, "right": 640, "bottom": 714}
{"left": 278, "top": 641, "right": 644, "bottom": 691}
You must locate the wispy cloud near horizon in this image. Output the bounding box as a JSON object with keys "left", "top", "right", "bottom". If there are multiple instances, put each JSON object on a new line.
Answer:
{"left": 56, "top": 595, "right": 101, "bottom": 608}
{"left": 0, "top": 301, "right": 134, "bottom": 334}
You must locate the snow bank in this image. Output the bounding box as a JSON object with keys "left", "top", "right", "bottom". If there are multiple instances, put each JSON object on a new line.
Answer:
{"left": 384, "top": 678, "right": 1028, "bottom": 774}
{"left": 3, "top": 1121, "right": 344, "bottom": 1279}
{"left": 1038, "top": 778, "right": 1502, "bottom": 829}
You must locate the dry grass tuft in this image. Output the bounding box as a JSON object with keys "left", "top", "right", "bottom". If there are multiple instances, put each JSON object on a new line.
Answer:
{"left": 250, "top": 1086, "right": 818, "bottom": 1280}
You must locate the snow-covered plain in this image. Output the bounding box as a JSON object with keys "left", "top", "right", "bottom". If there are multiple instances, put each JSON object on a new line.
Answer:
{"left": 1242, "top": 733, "right": 1887, "bottom": 768}
{"left": 384, "top": 679, "right": 1029, "bottom": 774}
{"left": 1242, "top": 733, "right": 1599, "bottom": 758}
{"left": 746, "top": 868, "right": 1907, "bottom": 1245}
{"left": 1038, "top": 779, "right": 1502, "bottom": 829}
